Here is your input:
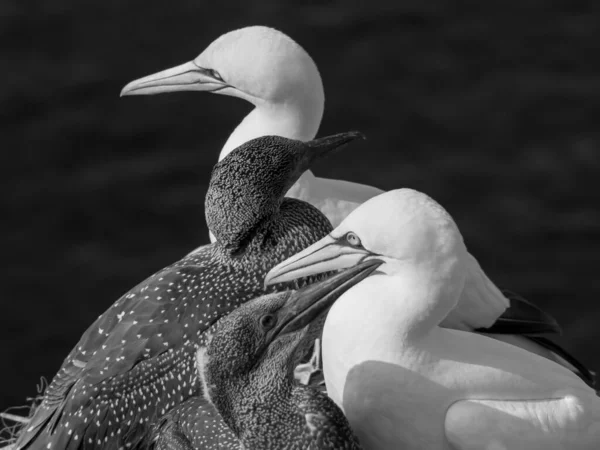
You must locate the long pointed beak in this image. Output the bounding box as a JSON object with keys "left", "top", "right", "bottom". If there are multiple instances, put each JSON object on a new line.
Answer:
{"left": 278, "top": 131, "right": 366, "bottom": 195}
{"left": 269, "top": 259, "right": 382, "bottom": 340}
{"left": 120, "top": 61, "right": 227, "bottom": 97}
{"left": 264, "top": 235, "right": 377, "bottom": 287}
{"left": 305, "top": 131, "right": 366, "bottom": 162}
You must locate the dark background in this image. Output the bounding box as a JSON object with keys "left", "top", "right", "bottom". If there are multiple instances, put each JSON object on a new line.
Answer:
{"left": 2, "top": 0, "right": 599, "bottom": 415}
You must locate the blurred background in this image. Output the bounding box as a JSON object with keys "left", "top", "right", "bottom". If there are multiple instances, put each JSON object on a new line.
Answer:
{"left": 1, "top": 0, "right": 599, "bottom": 414}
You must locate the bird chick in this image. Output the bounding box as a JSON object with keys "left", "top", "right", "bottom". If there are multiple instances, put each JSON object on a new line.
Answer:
{"left": 197, "top": 261, "right": 381, "bottom": 449}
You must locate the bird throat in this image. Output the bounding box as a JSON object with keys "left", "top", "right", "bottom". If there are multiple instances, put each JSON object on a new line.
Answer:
{"left": 219, "top": 101, "right": 322, "bottom": 161}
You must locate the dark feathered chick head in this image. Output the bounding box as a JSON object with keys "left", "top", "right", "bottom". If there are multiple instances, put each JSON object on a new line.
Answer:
{"left": 196, "top": 259, "right": 381, "bottom": 406}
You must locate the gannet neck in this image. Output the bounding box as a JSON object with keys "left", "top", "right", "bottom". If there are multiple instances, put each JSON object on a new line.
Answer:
{"left": 219, "top": 91, "right": 324, "bottom": 161}
{"left": 320, "top": 265, "right": 464, "bottom": 408}
{"left": 334, "top": 256, "right": 468, "bottom": 346}
{"left": 196, "top": 26, "right": 325, "bottom": 160}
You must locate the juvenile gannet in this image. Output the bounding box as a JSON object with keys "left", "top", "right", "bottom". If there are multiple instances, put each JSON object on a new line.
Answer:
{"left": 192, "top": 262, "right": 379, "bottom": 450}
{"left": 13, "top": 132, "right": 361, "bottom": 450}
{"left": 265, "top": 189, "right": 600, "bottom": 449}
{"left": 149, "top": 261, "right": 378, "bottom": 450}
{"left": 120, "top": 26, "right": 383, "bottom": 240}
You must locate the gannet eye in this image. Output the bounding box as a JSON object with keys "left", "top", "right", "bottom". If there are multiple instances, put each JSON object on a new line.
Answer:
{"left": 207, "top": 69, "right": 224, "bottom": 82}
{"left": 260, "top": 314, "right": 277, "bottom": 330}
{"left": 345, "top": 232, "right": 362, "bottom": 247}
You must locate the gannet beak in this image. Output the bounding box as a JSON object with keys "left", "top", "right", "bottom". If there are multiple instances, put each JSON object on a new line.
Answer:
{"left": 284, "top": 131, "right": 366, "bottom": 190}
{"left": 305, "top": 131, "right": 366, "bottom": 162}
{"left": 269, "top": 259, "right": 382, "bottom": 340}
{"left": 264, "top": 235, "right": 378, "bottom": 287}
{"left": 120, "top": 61, "right": 227, "bottom": 97}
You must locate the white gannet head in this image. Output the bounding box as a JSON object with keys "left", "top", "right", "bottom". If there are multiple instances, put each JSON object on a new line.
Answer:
{"left": 265, "top": 188, "right": 472, "bottom": 344}
{"left": 120, "top": 26, "right": 324, "bottom": 146}
{"left": 265, "top": 188, "right": 466, "bottom": 283}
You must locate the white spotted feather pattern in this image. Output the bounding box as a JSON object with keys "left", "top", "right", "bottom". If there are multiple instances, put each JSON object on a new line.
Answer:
{"left": 13, "top": 135, "right": 338, "bottom": 450}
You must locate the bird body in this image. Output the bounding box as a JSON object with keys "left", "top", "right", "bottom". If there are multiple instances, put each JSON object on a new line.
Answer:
{"left": 121, "top": 26, "right": 383, "bottom": 235}
{"left": 13, "top": 133, "right": 362, "bottom": 450}
{"left": 323, "top": 281, "right": 600, "bottom": 449}
{"left": 150, "top": 396, "right": 237, "bottom": 450}
{"left": 266, "top": 189, "right": 600, "bottom": 449}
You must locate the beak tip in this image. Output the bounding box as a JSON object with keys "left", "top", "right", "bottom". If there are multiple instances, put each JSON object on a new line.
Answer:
{"left": 350, "top": 130, "right": 367, "bottom": 141}
{"left": 263, "top": 273, "right": 275, "bottom": 289}
{"left": 119, "top": 85, "right": 131, "bottom": 97}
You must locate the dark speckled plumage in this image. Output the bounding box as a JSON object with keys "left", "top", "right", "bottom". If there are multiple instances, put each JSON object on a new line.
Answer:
{"left": 150, "top": 397, "right": 237, "bottom": 450}
{"left": 14, "top": 132, "right": 363, "bottom": 450}
{"left": 198, "top": 289, "right": 364, "bottom": 450}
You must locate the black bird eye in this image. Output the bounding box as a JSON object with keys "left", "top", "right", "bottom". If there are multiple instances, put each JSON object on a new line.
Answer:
{"left": 208, "top": 69, "right": 224, "bottom": 82}
{"left": 346, "top": 232, "right": 362, "bottom": 247}
{"left": 260, "top": 314, "right": 277, "bottom": 330}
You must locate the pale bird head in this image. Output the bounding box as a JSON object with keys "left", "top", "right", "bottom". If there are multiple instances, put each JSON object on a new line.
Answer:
{"left": 264, "top": 189, "right": 466, "bottom": 285}
{"left": 120, "top": 26, "right": 324, "bottom": 109}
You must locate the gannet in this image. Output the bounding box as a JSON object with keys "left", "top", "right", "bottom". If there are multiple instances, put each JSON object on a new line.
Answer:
{"left": 265, "top": 188, "right": 595, "bottom": 385}
{"left": 13, "top": 132, "right": 362, "bottom": 450}
{"left": 120, "top": 26, "right": 383, "bottom": 241}
{"left": 265, "top": 189, "right": 600, "bottom": 449}
{"left": 189, "top": 262, "right": 380, "bottom": 450}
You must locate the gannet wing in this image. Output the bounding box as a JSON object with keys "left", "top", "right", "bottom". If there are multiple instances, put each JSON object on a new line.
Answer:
{"left": 445, "top": 396, "right": 600, "bottom": 450}
{"left": 477, "top": 290, "right": 595, "bottom": 386}
{"left": 15, "top": 248, "right": 230, "bottom": 450}
{"left": 439, "top": 252, "right": 510, "bottom": 331}
{"left": 526, "top": 336, "right": 597, "bottom": 388}
{"left": 482, "top": 289, "right": 561, "bottom": 335}
{"left": 484, "top": 294, "right": 597, "bottom": 386}
{"left": 440, "top": 253, "right": 595, "bottom": 386}
{"left": 441, "top": 252, "right": 561, "bottom": 335}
